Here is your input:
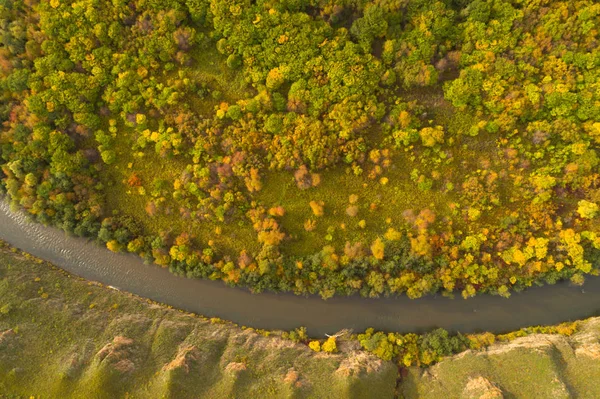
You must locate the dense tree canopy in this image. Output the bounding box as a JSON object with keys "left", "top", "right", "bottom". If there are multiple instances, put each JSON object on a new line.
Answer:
{"left": 1, "top": 0, "right": 599, "bottom": 299}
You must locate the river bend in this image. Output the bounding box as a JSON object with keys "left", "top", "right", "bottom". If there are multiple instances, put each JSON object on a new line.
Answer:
{"left": 0, "top": 201, "right": 599, "bottom": 335}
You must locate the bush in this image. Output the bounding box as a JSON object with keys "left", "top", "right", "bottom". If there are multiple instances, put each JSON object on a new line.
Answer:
{"left": 308, "top": 340, "right": 321, "bottom": 352}
{"left": 322, "top": 337, "right": 337, "bottom": 353}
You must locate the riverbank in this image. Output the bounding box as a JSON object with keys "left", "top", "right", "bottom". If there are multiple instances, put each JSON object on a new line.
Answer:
{"left": 402, "top": 317, "right": 600, "bottom": 398}
{"left": 0, "top": 245, "right": 396, "bottom": 398}
{"left": 1, "top": 201, "right": 599, "bottom": 336}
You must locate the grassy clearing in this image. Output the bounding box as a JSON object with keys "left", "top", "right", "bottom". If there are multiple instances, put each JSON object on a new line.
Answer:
{"left": 94, "top": 38, "right": 261, "bottom": 257}
{"left": 99, "top": 130, "right": 260, "bottom": 257}
{"left": 188, "top": 43, "right": 252, "bottom": 113}
{"left": 257, "top": 159, "right": 455, "bottom": 256}
{"left": 100, "top": 89, "right": 476, "bottom": 260}
{"left": 94, "top": 61, "right": 520, "bottom": 265}
{"left": 0, "top": 244, "right": 397, "bottom": 398}
{"left": 255, "top": 90, "right": 505, "bottom": 257}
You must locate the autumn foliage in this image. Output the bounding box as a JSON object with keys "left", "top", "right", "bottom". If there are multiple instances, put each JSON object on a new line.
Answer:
{"left": 0, "top": 0, "right": 598, "bottom": 301}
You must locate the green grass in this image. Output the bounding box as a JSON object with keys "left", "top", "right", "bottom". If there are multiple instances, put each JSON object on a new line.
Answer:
{"left": 253, "top": 89, "right": 507, "bottom": 257}
{"left": 99, "top": 137, "right": 261, "bottom": 257}
{"left": 188, "top": 43, "right": 251, "bottom": 113}
{"left": 92, "top": 56, "right": 520, "bottom": 265}
{"left": 401, "top": 319, "right": 600, "bottom": 399}
{"left": 0, "top": 244, "right": 397, "bottom": 398}
{"left": 103, "top": 85, "right": 513, "bottom": 262}
{"left": 91, "top": 41, "right": 262, "bottom": 258}
{"left": 257, "top": 161, "right": 455, "bottom": 256}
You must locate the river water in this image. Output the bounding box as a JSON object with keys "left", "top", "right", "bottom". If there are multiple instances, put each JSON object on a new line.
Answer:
{"left": 0, "top": 201, "right": 598, "bottom": 336}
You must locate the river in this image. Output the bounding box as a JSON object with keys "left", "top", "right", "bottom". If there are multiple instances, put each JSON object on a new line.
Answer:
{"left": 0, "top": 201, "right": 598, "bottom": 336}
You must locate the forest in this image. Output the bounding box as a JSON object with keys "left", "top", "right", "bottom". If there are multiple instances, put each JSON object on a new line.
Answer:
{"left": 0, "top": 0, "right": 599, "bottom": 299}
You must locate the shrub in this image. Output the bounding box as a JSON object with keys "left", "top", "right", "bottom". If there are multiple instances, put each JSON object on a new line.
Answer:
{"left": 322, "top": 337, "right": 337, "bottom": 353}
{"left": 308, "top": 340, "right": 321, "bottom": 352}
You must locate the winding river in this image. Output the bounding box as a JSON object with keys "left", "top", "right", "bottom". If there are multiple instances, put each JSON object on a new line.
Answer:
{"left": 0, "top": 201, "right": 599, "bottom": 336}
